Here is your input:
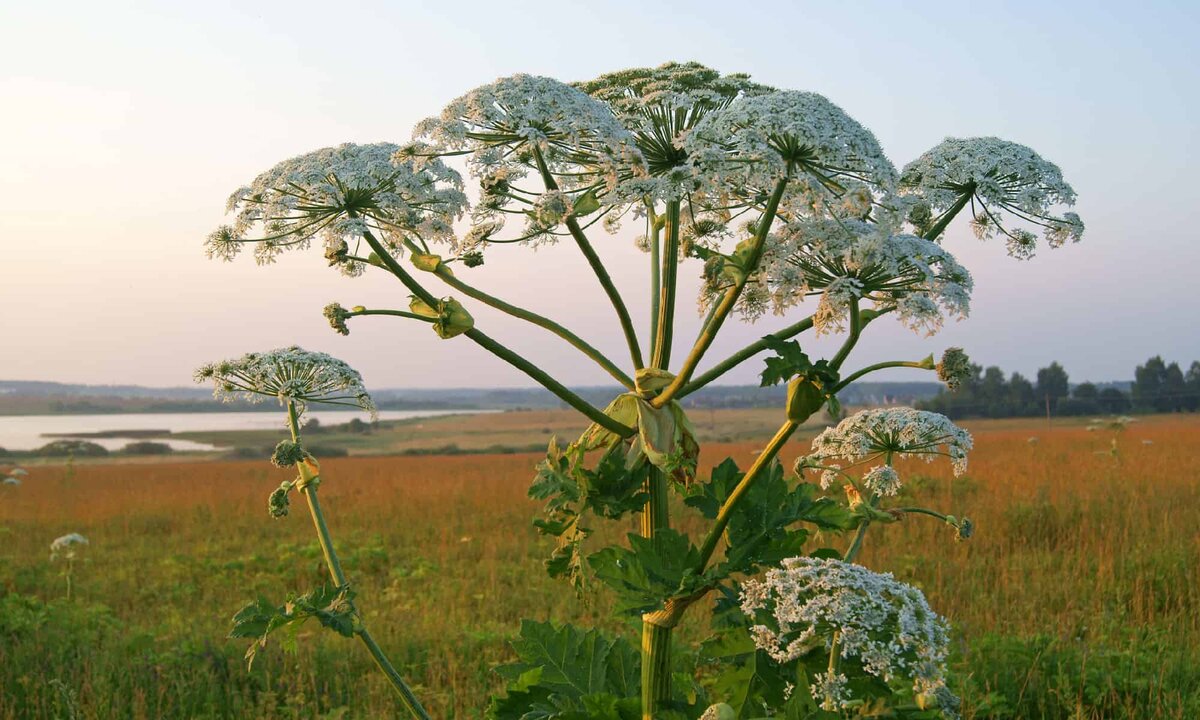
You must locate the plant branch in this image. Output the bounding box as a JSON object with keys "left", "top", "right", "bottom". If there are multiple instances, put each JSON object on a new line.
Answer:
{"left": 358, "top": 230, "right": 633, "bottom": 436}
{"left": 695, "top": 420, "right": 798, "bottom": 572}
{"left": 832, "top": 358, "right": 934, "bottom": 393}
{"left": 651, "top": 201, "right": 680, "bottom": 370}
{"left": 531, "top": 147, "right": 644, "bottom": 369}
{"left": 922, "top": 185, "right": 975, "bottom": 240}
{"left": 285, "top": 402, "right": 431, "bottom": 720}
{"left": 400, "top": 241, "right": 634, "bottom": 390}
{"left": 654, "top": 177, "right": 790, "bottom": 407}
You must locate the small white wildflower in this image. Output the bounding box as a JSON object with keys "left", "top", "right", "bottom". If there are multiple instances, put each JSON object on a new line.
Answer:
{"left": 8, "top": 467, "right": 28, "bottom": 477}
{"left": 50, "top": 533, "right": 89, "bottom": 560}
{"left": 194, "top": 346, "right": 375, "bottom": 418}
{"left": 801, "top": 407, "right": 973, "bottom": 477}
{"left": 2, "top": 476, "right": 20, "bottom": 486}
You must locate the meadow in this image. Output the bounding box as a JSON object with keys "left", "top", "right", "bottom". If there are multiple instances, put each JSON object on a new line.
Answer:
{"left": 1, "top": 412, "right": 1198, "bottom": 719}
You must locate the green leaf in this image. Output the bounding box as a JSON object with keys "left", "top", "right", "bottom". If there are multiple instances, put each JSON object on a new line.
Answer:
{"left": 229, "top": 585, "right": 357, "bottom": 670}
{"left": 686, "top": 458, "right": 853, "bottom": 580}
{"left": 488, "top": 620, "right": 641, "bottom": 720}
{"left": 588, "top": 530, "right": 703, "bottom": 615}
{"left": 759, "top": 336, "right": 812, "bottom": 387}
{"left": 578, "top": 444, "right": 649, "bottom": 520}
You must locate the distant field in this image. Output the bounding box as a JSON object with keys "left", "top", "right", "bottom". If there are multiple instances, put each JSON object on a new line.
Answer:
{"left": 1, "top": 414, "right": 1198, "bottom": 718}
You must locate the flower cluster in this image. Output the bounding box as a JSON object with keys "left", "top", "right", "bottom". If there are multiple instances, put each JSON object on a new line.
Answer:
{"left": 937, "top": 347, "right": 972, "bottom": 391}
{"left": 2, "top": 466, "right": 25, "bottom": 486}
{"left": 50, "top": 533, "right": 89, "bottom": 560}
{"left": 740, "top": 556, "right": 955, "bottom": 714}
{"left": 900, "top": 137, "right": 1083, "bottom": 258}
{"left": 206, "top": 143, "right": 467, "bottom": 273}
{"left": 685, "top": 91, "right": 897, "bottom": 203}
{"left": 194, "top": 346, "right": 375, "bottom": 417}
{"left": 762, "top": 217, "right": 973, "bottom": 334}
{"left": 576, "top": 62, "right": 773, "bottom": 202}
{"left": 801, "top": 408, "right": 973, "bottom": 491}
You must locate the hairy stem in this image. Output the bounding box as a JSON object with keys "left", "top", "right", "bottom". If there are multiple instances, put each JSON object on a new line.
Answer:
{"left": 286, "top": 402, "right": 431, "bottom": 720}
{"left": 639, "top": 467, "right": 672, "bottom": 718}
{"left": 640, "top": 623, "right": 672, "bottom": 720}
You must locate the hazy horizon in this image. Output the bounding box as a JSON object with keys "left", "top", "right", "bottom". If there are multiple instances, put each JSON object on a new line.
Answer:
{"left": 3, "top": 1, "right": 1198, "bottom": 391}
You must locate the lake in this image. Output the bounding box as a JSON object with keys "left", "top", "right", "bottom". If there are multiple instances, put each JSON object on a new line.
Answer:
{"left": 0, "top": 409, "right": 483, "bottom": 452}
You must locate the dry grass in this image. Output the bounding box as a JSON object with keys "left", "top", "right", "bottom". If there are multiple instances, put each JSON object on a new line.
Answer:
{"left": 1, "top": 414, "right": 1198, "bottom": 718}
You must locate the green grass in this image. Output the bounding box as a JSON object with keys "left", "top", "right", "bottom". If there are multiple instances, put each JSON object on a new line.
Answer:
{"left": 1, "top": 414, "right": 1198, "bottom": 719}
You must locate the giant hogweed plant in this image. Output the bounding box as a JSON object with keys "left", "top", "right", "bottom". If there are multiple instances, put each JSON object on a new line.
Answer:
{"left": 202, "top": 63, "right": 1083, "bottom": 719}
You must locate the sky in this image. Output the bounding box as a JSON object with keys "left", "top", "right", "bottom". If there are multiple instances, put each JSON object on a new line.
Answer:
{"left": 1, "top": 0, "right": 1197, "bottom": 391}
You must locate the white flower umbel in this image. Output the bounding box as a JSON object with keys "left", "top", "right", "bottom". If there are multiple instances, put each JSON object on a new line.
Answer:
{"left": 207, "top": 143, "right": 467, "bottom": 273}
{"left": 803, "top": 408, "right": 973, "bottom": 484}
{"left": 740, "top": 556, "right": 955, "bottom": 714}
{"left": 412, "top": 74, "right": 641, "bottom": 205}
{"left": 195, "top": 346, "right": 375, "bottom": 418}
{"left": 685, "top": 91, "right": 897, "bottom": 204}
{"left": 576, "top": 62, "right": 774, "bottom": 202}
{"left": 764, "top": 217, "right": 973, "bottom": 335}
{"left": 900, "top": 137, "right": 1083, "bottom": 258}
{"left": 50, "top": 533, "right": 89, "bottom": 560}
{"left": 2, "top": 476, "right": 19, "bottom": 486}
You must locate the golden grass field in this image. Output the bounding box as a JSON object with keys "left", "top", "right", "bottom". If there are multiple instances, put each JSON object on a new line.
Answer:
{"left": 1, "top": 412, "right": 1198, "bottom": 718}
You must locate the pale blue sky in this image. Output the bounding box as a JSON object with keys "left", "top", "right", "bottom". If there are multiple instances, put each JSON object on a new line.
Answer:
{"left": 1, "top": 0, "right": 1197, "bottom": 389}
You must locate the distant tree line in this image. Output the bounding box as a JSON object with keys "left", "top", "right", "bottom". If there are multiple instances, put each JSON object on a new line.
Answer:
{"left": 917, "top": 356, "right": 1200, "bottom": 419}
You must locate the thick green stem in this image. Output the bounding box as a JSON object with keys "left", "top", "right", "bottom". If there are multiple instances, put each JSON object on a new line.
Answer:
{"left": 358, "top": 230, "right": 633, "bottom": 437}
{"left": 648, "top": 210, "right": 662, "bottom": 363}
{"left": 464, "top": 329, "right": 635, "bottom": 438}
{"left": 655, "top": 178, "right": 790, "bottom": 407}
{"left": 285, "top": 402, "right": 431, "bottom": 720}
{"left": 402, "top": 241, "right": 634, "bottom": 390}
{"left": 678, "top": 316, "right": 815, "bottom": 398}
{"left": 638, "top": 466, "right": 672, "bottom": 718}
{"left": 922, "top": 186, "right": 974, "bottom": 241}
{"left": 640, "top": 623, "right": 673, "bottom": 720}
{"left": 531, "top": 148, "right": 644, "bottom": 369}
{"left": 829, "top": 298, "right": 863, "bottom": 371}
{"left": 640, "top": 466, "right": 670, "bottom": 537}
{"left": 652, "top": 201, "right": 681, "bottom": 370}
{"left": 696, "top": 420, "right": 798, "bottom": 572}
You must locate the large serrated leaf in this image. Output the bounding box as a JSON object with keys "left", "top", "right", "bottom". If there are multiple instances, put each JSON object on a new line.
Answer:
{"left": 488, "top": 621, "right": 641, "bottom": 720}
